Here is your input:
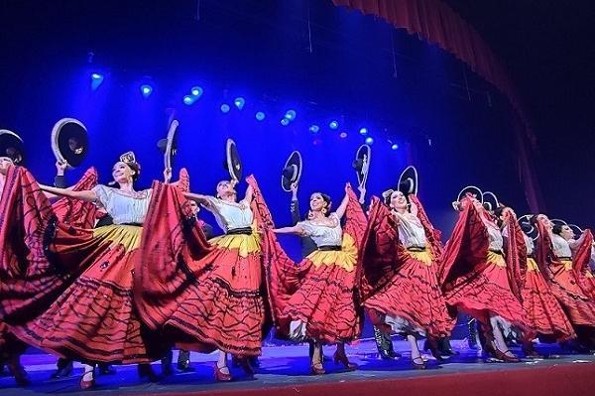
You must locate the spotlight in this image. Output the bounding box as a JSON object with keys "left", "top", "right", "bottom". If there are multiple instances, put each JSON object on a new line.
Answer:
{"left": 280, "top": 118, "right": 290, "bottom": 126}
{"left": 183, "top": 95, "right": 195, "bottom": 105}
{"left": 284, "top": 110, "right": 297, "bottom": 121}
{"left": 339, "top": 132, "right": 348, "bottom": 138}
{"left": 221, "top": 104, "right": 231, "bottom": 113}
{"left": 329, "top": 121, "right": 339, "bottom": 130}
{"left": 140, "top": 84, "right": 153, "bottom": 98}
{"left": 255, "top": 111, "right": 266, "bottom": 121}
{"left": 191, "top": 86, "right": 203, "bottom": 98}
{"left": 391, "top": 143, "right": 399, "bottom": 150}
{"left": 365, "top": 137, "right": 374, "bottom": 145}
{"left": 359, "top": 127, "right": 368, "bottom": 135}
{"left": 234, "top": 97, "right": 245, "bottom": 110}
{"left": 90, "top": 72, "right": 104, "bottom": 91}
{"left": 309, "top": 125, "right": 320, "bottom": 134}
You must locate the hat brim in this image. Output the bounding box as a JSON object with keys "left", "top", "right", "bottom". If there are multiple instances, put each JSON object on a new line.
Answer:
{"left": 482, "top": 191, "right": 500, "bottom": 212}
{"left": 226, "top": 139, "right": 242, "bottom": 182}
{"left": 456, "top": 185, "right": 483, "bottom": 204}
{"left": 398, "top": 165, "right": 418, "bottom": 196}
{"left": 163, "top": 120, "right": 179, "bottom": 171}
{"left": 281, "top": 151, "right": 303, "bottom": 192}
{"left": 51, "top": 118, "right": 88, "bottom": 169}
{"left": 353, "top": 144, "right": 371, "bottom": 187}
{"left": 0, "top": 129, "right": 25, "bottom": 165}
{"left": 518, "top": 214, "right": 538, "bottom": 241}
{"left": 551, "top": 218, "right": 568, "bottom": 227}
{"left": 569, "top": 224, "right": 583, "bottom": 235}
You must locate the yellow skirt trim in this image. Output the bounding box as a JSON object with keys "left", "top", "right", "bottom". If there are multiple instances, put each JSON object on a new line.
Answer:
{"left": 92, "top": 224, "right": 143, "bottom": 251}
{"left": 560, "top": 259, "right": 573, "bottom": 271}
{"left": 407, "top": 249, "right": 433, "bottom": 266}
{"left": 210, "top": 233, "right": 261, "bottom": 258}
{"left": 306, "top": 233, "right": 357, "bottom": 272}
{"left": 487, "top": 251, "right": 507, "bottom": 268}
{"left": 526, "top": 258, "right": 540, "bottom": 272}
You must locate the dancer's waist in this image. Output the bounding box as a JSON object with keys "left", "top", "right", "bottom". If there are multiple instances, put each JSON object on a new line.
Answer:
{"left": 226, "top": 227, "right": 253, "bottom": 235}
{"left": 317, "top": 245, "right": 342, "bottom": 251}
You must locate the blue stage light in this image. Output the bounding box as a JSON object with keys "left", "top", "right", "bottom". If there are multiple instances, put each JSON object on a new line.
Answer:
{"left": 329, "top": 121, "right": 339, "bottom": 130}
{"left": 191, "top": 86, "right": 203, "bottom": 97}
{"left": 365, "top": 137, "right": 374, "bottom": 145}
{"left": 309, "top": 125, "right": 320, "bottom": 134}
{"left": 90, "top": 73, "right": 104, "bottom": 91}
{"left": 140, "top": 84, "right": 153, "bottom": 98}
{"left": 284, "top": 110, "right": 297, "bottom": 121}
{"left": 359, "top": 127, "right": 368, "bottom": 135}
{"left": 221, "top": 104, "right": 231, "bottom": 113}
{"left": 280, "top": 118, "right": 290, "bottom": 126}
{"left": 234, "top": 97, "right": 245, "bottom": 110}
{"left": 340, "top": 132, "right": 348, "bottom": 138}
{"left": 183, "top": 95, "right": 195, "bottom": 105}
{"left": 391, "top": 143, "right": 399, "bottom": 150}
{"left": 255, "top": 111, "right": 266, "bottom": 121}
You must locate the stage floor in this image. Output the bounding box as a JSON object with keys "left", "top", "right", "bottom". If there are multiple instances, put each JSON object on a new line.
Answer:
{"left": 2, "top": 339, "right": 595, "bottom": 395}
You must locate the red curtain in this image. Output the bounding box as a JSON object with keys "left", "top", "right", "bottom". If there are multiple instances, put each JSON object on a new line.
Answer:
{"left": 332, "top": 0, "right": 543, "bottom": 212}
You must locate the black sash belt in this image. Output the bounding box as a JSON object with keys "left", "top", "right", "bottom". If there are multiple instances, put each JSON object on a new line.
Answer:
{"left": 121, "top": 223, "right": 142, "bottom": 227}
{"left": 227, "top": 227, "right": 253, "bottom": 235}
{"left": 317, "top": 245, "right": 342, "bottom": 251}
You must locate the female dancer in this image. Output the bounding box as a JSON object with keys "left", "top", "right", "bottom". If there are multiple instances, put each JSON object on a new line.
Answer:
{"left": 0, "top": 152, "right": 169, "bottom": 390}
{"left": 439, "top": 192, "right": 528, "bottom": 362}
{"left": 267, "top": 184, "right": 366, "bottom": 375}
{"left": 0, "top": 155, "right": 29, "bottom": 386}
{"left": 361, "top": 190, "right": 453, "bottom": 369}
{"left": 135, "top": 176, "right": 273, "bottom": 382}
{"left": 507, "top": 213, "right": 576, "bottom": 356}
{"left": 533, "top": 216, "right": 595, "bottom": 350}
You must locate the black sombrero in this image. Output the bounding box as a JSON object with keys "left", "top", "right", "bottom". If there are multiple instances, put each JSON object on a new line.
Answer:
{"left": 157, "top": 119, "right": 179, "bottom": 172}
{"left": 51, "top": 118, "right": 88, "bottom": 168}
{"left": 0, "top": 129, "right": 25, "bottom": 165}
{"left": 398, "top": 165, "right": 418, "bottom": 196}
{"left": 352, "top": 144, "right": 371, "bottom": 188}
{"left": 482, "top": 191, "right": 500, "bottom": 212}
{"left": 281, "top": 150, "right": 303, "bottom": 192}
{"left": 225, "top": 139, "right": 242, "bottom": 182}
{"left": 381, "top": 165, "right": 419, "bottom": 204}
{"left": 452, "top": 185, "right": 483, "bottom": 210}
{"left": 518, "top": 214, "right": 538, "bottom": 241}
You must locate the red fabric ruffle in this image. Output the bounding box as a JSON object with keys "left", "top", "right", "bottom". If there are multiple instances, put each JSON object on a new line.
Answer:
{"left": 269, "top": 184, "right": 367, "bottom": 344}
{"left": 535, "top": 222, "right": 595, "bottom": 326}
{"left": 439, "top": 203, "right": 527, "bottom": 328}
{"left": 360, "top": 197, "right": 453, "bottom": 338}
{"left": 135, "top": 175, "right": 272, "bottom": 357}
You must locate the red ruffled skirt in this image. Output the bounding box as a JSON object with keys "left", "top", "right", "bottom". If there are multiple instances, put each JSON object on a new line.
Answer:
{"left": 279, "top": 234, "right": 362, "bottom": 344}
{"left": 161, "top": 233, "right": 266, "bottom": 357}
{"left": 364, "top": 249, "right": 453, "bottom": 338}
{"left": 11, "top": 224, "right": 166, "bottom": 363}
{"left": 522, "top": 259, "right": 575, "bottom": 340}
{"left": 445, "top": 252, "right": 528, "bottom": 328}
{"left": 578, "top": 270, "right": 595, "bottom": 300}
{"left": 547, "top": 260, "right": 595, "bottom": 327}
{"left": 0, "top": 167, "right": 165, "bottom": 364}
{"left": 135, "top": 181, "right": 267, "bottom": 358}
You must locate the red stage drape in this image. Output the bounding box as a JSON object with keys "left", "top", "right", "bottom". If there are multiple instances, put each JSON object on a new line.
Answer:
{"left": 332, "top": 0, "right": 543, "bottom": 212}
